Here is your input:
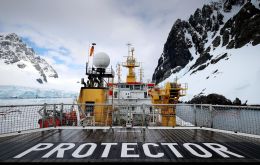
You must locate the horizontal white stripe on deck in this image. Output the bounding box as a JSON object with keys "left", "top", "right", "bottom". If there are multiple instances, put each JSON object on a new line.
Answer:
{"left": 148, "top": 126, "right": 201, "bottom": 129}
{"left": 116, "top": 130, "right": 141, "bottom": 133}
{"left": 147, "top": 126, "right": 260, "bottom": 139}
{"left": 1, "top": 126, "right": 260, "bottom": 139}
{"left": 0, "top": 126, "right": 110, "bottom": 138}
{"left": 0, "top": 127, "right": 56, "bottom": 138}
{"left": 201, "top": 127, "right": 260, "bottom": 139}
{"left": 55, "top": 126, "right": 110, "bottom": 130}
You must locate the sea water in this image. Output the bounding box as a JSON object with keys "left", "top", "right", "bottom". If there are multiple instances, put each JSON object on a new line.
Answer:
{"left": 0, "top": 98, "right": 75, "bottom": 106}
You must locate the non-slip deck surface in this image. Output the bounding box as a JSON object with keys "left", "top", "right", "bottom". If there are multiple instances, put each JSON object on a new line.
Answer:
{"left": 0, "top": 128, "right": 260, "bottom": 162}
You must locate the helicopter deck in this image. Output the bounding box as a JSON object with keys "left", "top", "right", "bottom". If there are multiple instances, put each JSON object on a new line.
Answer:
{"left": 0, "top": 127, "right": 260, "bottom": 162}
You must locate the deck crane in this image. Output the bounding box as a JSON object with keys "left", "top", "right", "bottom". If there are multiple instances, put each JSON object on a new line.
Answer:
{"left": 149, "top": 77, "right": 188, "bottom": 126}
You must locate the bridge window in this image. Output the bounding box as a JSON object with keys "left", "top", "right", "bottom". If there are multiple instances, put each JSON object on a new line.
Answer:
{"left": 114, "top": 92, "right": 118, "bottom": 98}
{"left": 85, "top": 102, "right": 94, "bottom": 116}
{"left": 144, "top": 92, "right": 147, "bottom": 98}
{"left": 135, "top": 85, "right": 140, "bottom": 90}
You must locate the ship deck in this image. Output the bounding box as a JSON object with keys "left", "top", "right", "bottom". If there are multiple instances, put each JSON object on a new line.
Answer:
{"left": 0, "top": 127, "right": 260, "bottom": 162}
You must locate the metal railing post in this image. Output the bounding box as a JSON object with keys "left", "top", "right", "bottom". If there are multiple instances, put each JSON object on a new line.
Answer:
{"left": 210, "top": 104, "right": 213, "bottom": 128}
{"left": 42, "top": 103, "right": 47, "bottom": 128}
{"left": 60, "top": 103, "right": 63, "bottom": 126}
{"left": 201, "top": 104, "right": 203, "bottom": 127}
{"left": 142, "top": 104, "right": 145, "bottom": 127}
{"left": 112, "top": 104, "right": 114, "bottom": 127}
{"left": 53, "top": 104, "right": 56, "bottom": 127}
{"left": 152, "top": 106, "right": 155, "bottom": 124}
{"left": 194, "top": 104, "right": 197, "bottom": 126}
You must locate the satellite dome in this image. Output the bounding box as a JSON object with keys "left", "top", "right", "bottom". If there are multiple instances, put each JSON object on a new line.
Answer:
{"left": 93, "top": 52, "right": 110, "bottom": 68}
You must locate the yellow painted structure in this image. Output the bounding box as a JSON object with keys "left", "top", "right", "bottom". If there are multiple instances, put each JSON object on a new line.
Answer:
{"left": 125, "top": 65, "right": 136, "bottom": 83}
{"left": 149, "top": 80, "right": 188, "bottom": 126}
{"left": 78, "top": 88, "right": 112, "bottom": 125}
{"left": 122, "top": 47, "right": 140, "bottom": 83}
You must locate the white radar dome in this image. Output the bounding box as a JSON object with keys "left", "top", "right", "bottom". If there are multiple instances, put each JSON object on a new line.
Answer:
{"left": 93, "top": 52, "right": 110, "bottom": 68}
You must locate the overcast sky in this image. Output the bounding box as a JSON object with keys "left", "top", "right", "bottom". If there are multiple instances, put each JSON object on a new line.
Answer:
{"left": 0, "top": 0, "right": 207, "bottom": 89}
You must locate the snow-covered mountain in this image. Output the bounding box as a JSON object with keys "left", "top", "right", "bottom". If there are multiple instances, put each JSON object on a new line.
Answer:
{"left": 0, "top": 33, "right": 58, "bottom": 85}
{"left": 152, "top": 0, "right": 260, "bottom": 104}
{"left": 0, "top": 33, "right": 80, "bottom": 99}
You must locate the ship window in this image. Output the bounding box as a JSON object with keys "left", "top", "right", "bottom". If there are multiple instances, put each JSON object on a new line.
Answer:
{"left": 130, "top": 85, "right": 133, "bottom": 90}
{"left": 135, "top": 85, "right": 140, "bottom": 90}
{"left": 144, "top": 92, "right": 147, "bottom": 98}
{"left": 85, "top": 101, "right": 94, "bottom": 116}
{"left": 119, "top": 84, "right": 125, "bottom": 88}
{"left": 126, "top": 85, "right": 129, "bottom": 89}
{"left": 114, "top": 92, "right": 118, "bottom": 98}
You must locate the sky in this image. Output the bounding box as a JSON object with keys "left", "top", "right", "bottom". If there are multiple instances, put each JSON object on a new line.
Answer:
{"left": 0, "top": 0, "right": 207, "bottom": 91}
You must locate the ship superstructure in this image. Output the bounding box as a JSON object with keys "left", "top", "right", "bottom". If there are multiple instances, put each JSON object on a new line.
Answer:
{"left": 108, "top": 44, "right": 155, "bottom": 104}
{"left": 107, "top": 44, "right": 156, "bottom": 126}
{"left": 76, "top": 43, "right": 188, "bottom": 127}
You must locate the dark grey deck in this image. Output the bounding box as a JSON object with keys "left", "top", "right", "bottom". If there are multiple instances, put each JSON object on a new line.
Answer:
{"left": 0, "top": 128, "right": 260, "bottom": 162}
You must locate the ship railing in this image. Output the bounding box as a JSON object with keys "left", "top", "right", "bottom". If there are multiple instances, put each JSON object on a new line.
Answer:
{"left": 1, "top": 103, "right": 260, "bottom": 135}
{"left": 86, "top": 68, "right": 115, "bottom": 76}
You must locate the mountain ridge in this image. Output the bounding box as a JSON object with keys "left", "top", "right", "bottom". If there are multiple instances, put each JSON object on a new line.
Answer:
{"left": 0, "top": 33, "right": 58, "bottom": 84}
{"left": 152, "top": 0, "right": 260, "bottom": 104}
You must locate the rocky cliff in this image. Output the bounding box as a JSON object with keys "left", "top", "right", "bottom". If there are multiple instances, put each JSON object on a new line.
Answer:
{"left": 152, "top": 0, "right": 260, "bottom": 104}
{"left": 0, "top": 33, "right": 58, "bottom": 84}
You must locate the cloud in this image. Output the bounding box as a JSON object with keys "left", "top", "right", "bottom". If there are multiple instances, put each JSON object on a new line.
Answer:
{"left": 0, "top": 0, "right": 207, "bottom": 90}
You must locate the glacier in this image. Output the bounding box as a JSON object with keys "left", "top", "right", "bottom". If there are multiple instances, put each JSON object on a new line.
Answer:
{"left": 0, "top": 85, "right": 78, "bottom": 99}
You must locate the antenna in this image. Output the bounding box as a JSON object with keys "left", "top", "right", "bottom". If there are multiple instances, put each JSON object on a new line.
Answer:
{"left": 116, "top": 63, "right": 121, "bottom": 83}
{"left": 174, "top": 76, "right": 178, "bottom": 83}
{"left": 122, "top": 42, "right": 140, "bottom": 83}
{"left": 126, "top": 42, "right": 132, "bottom": 56}
{"left": 139, "top": 62, "right": 144, "bottom": 83}
{"left": 131, "top": 47, "right": 135, "bottom": 58}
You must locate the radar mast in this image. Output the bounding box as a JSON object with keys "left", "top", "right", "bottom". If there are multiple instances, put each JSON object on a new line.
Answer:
{"left": 122, "top": 43, "right": 140, "bottom": 83}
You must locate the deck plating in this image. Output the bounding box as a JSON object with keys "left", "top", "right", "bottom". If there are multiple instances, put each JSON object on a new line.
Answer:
{"left": 1, "top": 128, "right": 260, "bottom": 162}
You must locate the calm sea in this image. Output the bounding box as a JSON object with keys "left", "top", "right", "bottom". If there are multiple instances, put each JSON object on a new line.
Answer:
{"left": 0, "top": 98, "right": 75, "bottom": 106}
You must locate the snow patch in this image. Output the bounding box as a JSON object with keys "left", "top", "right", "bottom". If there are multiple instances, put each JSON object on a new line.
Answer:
{"left": 161, "top": 44, "right": 260, "bottom": 105}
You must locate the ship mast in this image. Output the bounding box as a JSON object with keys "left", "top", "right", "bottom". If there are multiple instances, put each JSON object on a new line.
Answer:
{"left": 122, "top": 43, "right": 140, "bottom": 83}
{"left": 139, "top": 63, "right": 144, "bottom": 83}
{"left": 116, "top": 63, "right": 121, "bottom": 83}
